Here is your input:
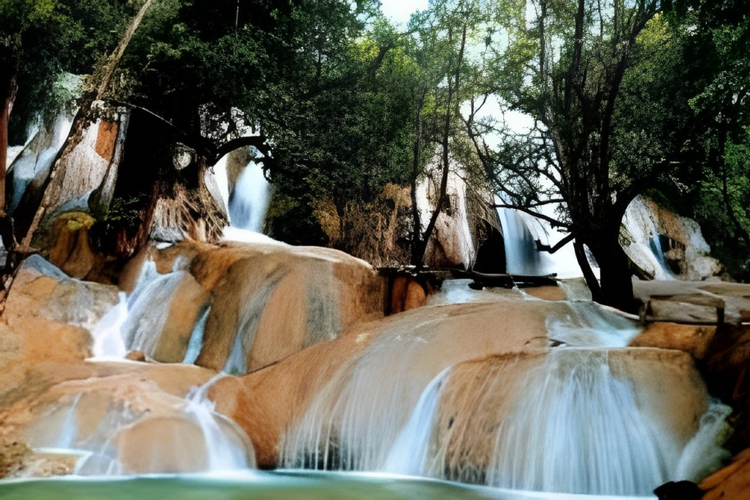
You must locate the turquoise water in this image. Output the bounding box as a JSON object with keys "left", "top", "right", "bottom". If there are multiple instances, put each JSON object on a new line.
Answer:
{"left": 0, "top": 471, "right": 655, "bottom": 500}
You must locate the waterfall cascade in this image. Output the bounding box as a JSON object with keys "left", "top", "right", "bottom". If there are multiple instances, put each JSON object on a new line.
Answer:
{"left": 25, "top": 375, "right": 255, "bottom": 475}
{"left": 280, "top": 295, "right": 729, "bottom": 496}
{"left": 8, "top": 112, "right": 75, "bottom": 213}
{"left": 415, "top": 162, "right": 476, "bottom": 270}
{"left": 496, "top": 204, "right": 582, "bottom": 279}
{"left": 621, "top": 197, "right": 674, "bottom": 280}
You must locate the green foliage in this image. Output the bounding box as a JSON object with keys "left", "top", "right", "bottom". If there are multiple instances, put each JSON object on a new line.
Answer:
{"left": 95, "top": 195, "right": 143, "bottom": 232}
{"left": 1, "top": 0, "right": 132, "bottom": 142}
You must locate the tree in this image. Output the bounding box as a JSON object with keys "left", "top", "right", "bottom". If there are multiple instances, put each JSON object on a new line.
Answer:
{"left": 1, "top": 0, "right": 130, "bottom": 220}
{"left": 465, "top": 0, "right": 666, "bottom": 311}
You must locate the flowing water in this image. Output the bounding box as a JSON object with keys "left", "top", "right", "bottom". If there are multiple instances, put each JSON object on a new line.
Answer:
{"left": 281, "top": 295, "right": 729, "bottom": 496}
{"left": 229, "top": 160, "right": 272, "bottom": 233}
{"left": 621, "top": 197, "right": 674, "bottom": 280}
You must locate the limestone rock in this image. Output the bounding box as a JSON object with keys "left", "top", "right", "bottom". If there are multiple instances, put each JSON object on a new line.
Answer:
{"left": 389, "top": 276, "right": 427, "bottom": 314}
{"left": 622, "top": 196, "right": 722, "bottom": 281}
{"left": 5, "top": 255, "right": 120, "bottom": 336}
{"left": 700, "top": 447, "right": 750, "bottom": 500}
{"left": 47, "top": 212, "right": 100, "bottom": 280}
{"left": 212, "top": 297, "right": 638, "bottom": 467}
{"left": 156, "top": 240, "right": 387, "bottom": 374}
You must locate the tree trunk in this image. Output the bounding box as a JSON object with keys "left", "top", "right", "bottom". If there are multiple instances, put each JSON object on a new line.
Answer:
{"left": 410, "top": 93, "right": 425, "bottom": 266}
{"left": 585, "top": 233, "right": 636, "bottom": 313}
{"left": 0, "top": 83, "right": 15, "bottom": 218}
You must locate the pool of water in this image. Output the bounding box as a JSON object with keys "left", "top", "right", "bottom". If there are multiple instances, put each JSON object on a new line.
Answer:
{"left": 0, "top": 471, "right": 656, "bottom": 500}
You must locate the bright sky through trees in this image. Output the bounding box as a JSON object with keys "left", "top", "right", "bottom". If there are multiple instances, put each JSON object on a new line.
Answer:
{"left": 379, "top": 0, "right": 428, "bottom": 25}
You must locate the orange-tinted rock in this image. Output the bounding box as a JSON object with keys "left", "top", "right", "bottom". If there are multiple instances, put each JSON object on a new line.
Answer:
{"left": 6, "top": 255, "right": 120, "bottom": 335}
{"left": 389, "top": 276, "right": 427, "bottom": 314}
{"left": 95, "top": 119, "right": 118, "bottom": 162}
{"left": 177, "top": 241, "right": 385, "bottom": 373}
{"left": 212, "top": 298, "right": 601, "bottom": 467}
{"left": 47, "top": 213, "right": 100, "bottom": 280}
{"left": 629, "top": 323, "right": 716, "bottom": 360}
{"left": 152, "top": 273, "right": 209, "bottom": 363}
{"left": 700, "top": 447, "right": 750, "bottom": 500}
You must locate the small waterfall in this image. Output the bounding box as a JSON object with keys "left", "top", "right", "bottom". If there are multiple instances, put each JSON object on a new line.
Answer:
{"left": 675, "top": 402, "right": 732, "bottom": 482}
{"left": 26, "top": 377, "right": 255, "bottom": 475}
{"left": 544, "top": 301, "right": 642, "bottom": 348}
{"left": 496, "top": 203, "right": 582, "bottom": 279}
{"left": 483, "top": 351, "right": 668, "bottom": 495}
{"left": 383, "top": 368, "right": 451, "bottom": 475}
{"left": 91, "top": 292, "right": 129, "bottom": 358}
{"left": 622, "top": 197, "right": 674, "bottom": 280}
{"left": 8, "top": 112, "right": 75, "bottom": 213}
{"left": 497, "top": 207, "right": 544, "bottom": 275}
{"left": 183, "top": 374, "right": 255, "bottom": 471}
{"left": 229, "top": 161, "right": 271, "bottom": 233}
{"left": 90, "top": 258, "right": 196, "bottom": 360}
{"left": 183, "top": 306, "right": 210, "bottom": 364}
{"left": 382, "top": 350, "right": 729, "bottom": 496}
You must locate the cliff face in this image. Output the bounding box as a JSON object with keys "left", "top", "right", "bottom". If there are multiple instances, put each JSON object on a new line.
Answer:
{"left": 621, "top": 196, "right": 723, "bottom": 281}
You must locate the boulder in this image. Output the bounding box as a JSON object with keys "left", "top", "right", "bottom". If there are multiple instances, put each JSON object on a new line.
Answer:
{"left": 211, "top": 296, "right": 639, "bottom": 467}
{"left": 47, "top": 212, "right": 100, "bottom": 280}
{"left": 148, "top": 240, "right": 386, "bottom": 373}
{"left": 700, "top": 447, "right": 750, "bottom": 500}
{"left": 5, "top": 255, "right": 120, "bottom": 337}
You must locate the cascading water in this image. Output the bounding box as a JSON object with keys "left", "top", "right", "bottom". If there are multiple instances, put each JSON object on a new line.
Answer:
{"left": 496, "top": 202, "right": 582, "bottom": 279}
{"left": 229, "top": 160, "right": 271, "bottom": 233}
{"left": 622, "top": 197, "right": 674, "bottom": 280}
{"left": 8, "top": 112, "right": 75, "bottom": 213}
{"left": 90, "top": 258, "right": 177, "bottom": 359}
{"left": 25, "top": 379, "right": 255, "bottom": 475}
{"left": 281, "top": 297, "right": 729, "bottom": 496}
{"left": 183, "top": 374, "right": 256, "bottom": 471}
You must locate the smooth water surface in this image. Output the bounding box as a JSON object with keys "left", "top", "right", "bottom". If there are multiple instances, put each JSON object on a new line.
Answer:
{"left": 0, "top": 471, "right": 656, "bottom": 500}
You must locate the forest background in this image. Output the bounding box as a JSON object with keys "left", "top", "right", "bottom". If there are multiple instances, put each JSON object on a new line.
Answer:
{"left": 1, "top": 0, "right": 749, "bottom": 311}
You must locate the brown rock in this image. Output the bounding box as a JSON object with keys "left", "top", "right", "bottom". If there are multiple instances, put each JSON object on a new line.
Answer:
{"left": 212, "top": 298, "right": 586, "bottom": 466}
{"left": 700, "top": 447, "right": 750, "bottom": 500}
{"left": 629, "top": 323, "right": 716, "bottom": 360}
{"left": 389, "top": 276, "right": 427, "bottom": 314}
{"left": 5, "top": 255, "right": 120, "bottom": 338}
{"left": 95, "top": 119, "right": 118, "bottom": 163}
{"left": 176, "top": 241, "right": 386, "bottom": 373}
{"left": 47, "top": 212, "right": 99, "bottom": 280}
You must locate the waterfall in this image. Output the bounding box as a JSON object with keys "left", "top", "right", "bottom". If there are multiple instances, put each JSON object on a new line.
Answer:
{"left": 8, "top": 112, "right": 75, "bottom": 212}
{"left": 281, "top": 296, "right": 727, "bottom": 495}
{"left": 377, "top": 350, "right": 729, "bottom": 496}
{"left": 496, "top": 203, "right": 582, "bottom": 279}
{"left": 229, "top": 161, "right": 271, "bottom": 233}
{"left": 90, "top": 258, "right": 188, "bottom": 360}
{"left": 622, "top": 197, "right": 674, "bottom": 280}
{"left": 498, "top": 207, "right": 545, "bottom": 275}
{"left": 183, "top": 374, "right": 256, "bottom": 471}
{"left": 482, "top": 351, "right": 669, "bottom": 495}
{"left": 25, "top": 377, "right": 255, "bottom": 475}
{"left": 91, "top": 292, "right": 128, "bottom": 358}
{"left": 383, "top": 367, "right": 451, "bottom": 475}
{"left": 183, "top": 306, "right": 210, "bottom": 364}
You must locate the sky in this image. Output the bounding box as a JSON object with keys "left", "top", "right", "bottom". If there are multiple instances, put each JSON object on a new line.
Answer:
{"left": 378, "top": 0, "right": 428, "bottom": 25}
